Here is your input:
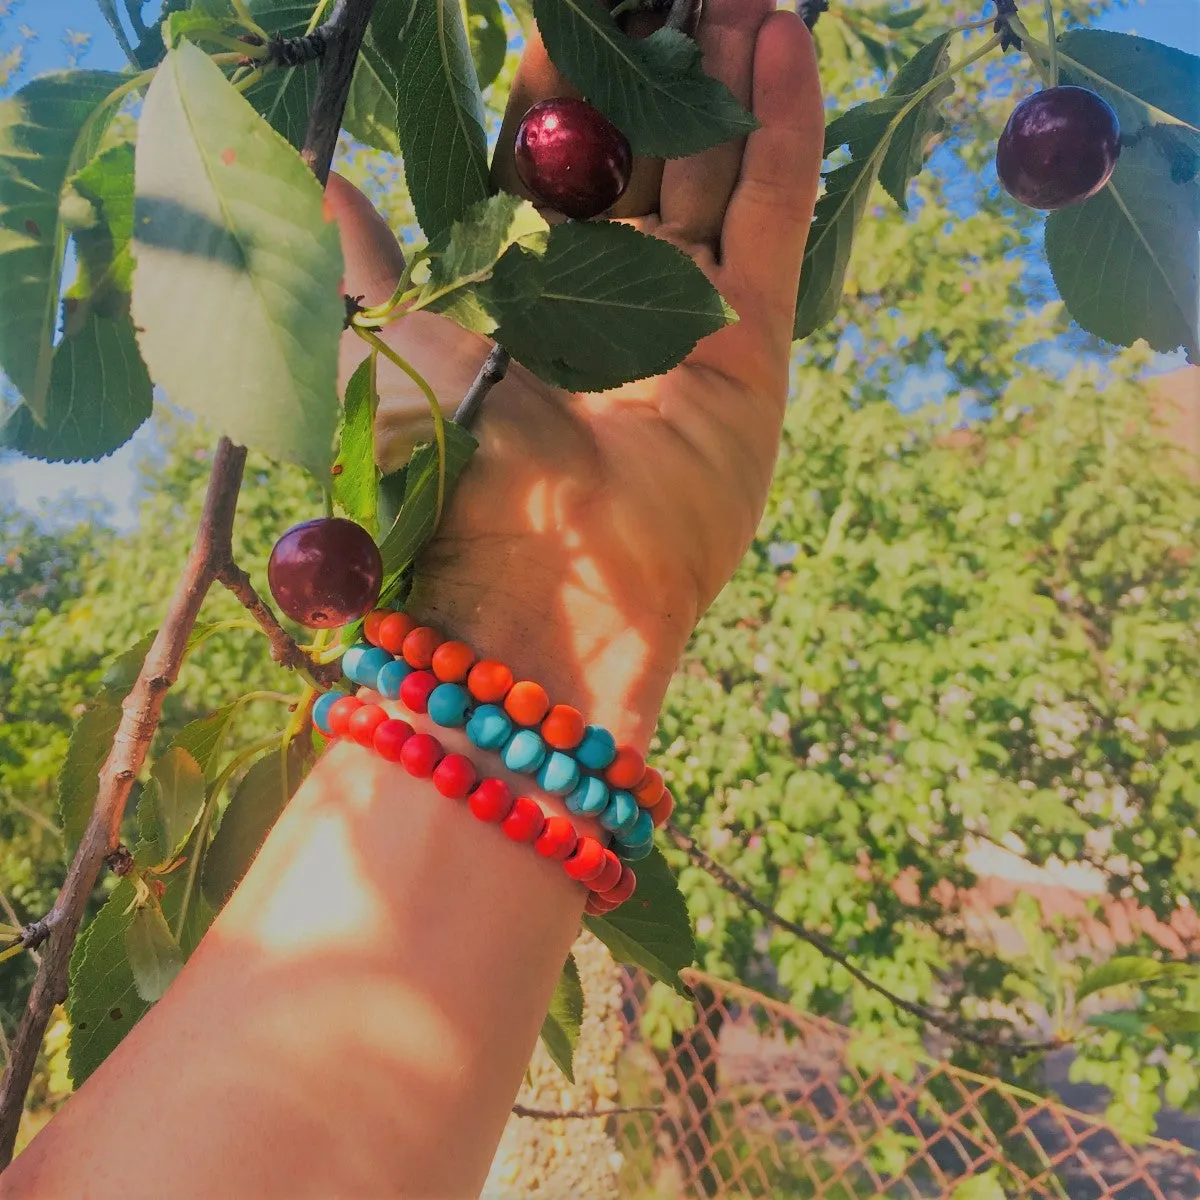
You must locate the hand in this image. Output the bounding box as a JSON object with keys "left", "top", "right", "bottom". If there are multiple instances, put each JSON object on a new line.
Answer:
{"left": 327, "top": 0, "right": 822, "bottom": 744}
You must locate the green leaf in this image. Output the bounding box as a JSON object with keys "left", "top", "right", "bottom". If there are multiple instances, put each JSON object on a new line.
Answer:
{"left": 0, "top": 69, "right": 125, "bottom": 418}
{"left": 950, "top": 1169, "right": 1006, "bottom": 1200}
{"left": 464, "top": 0, "right": 508, "bottom": 90}
{"left": 58, "top": 700, "right": 122, "bottom": 854}
{"left": 584, "top": 847, "right": 694, "bottom": 996}
{"left": 69, "top": 140, "right": 138, "bottom": 305}
{"left": 237, "top": 1, "right": 319, "bottom": 146}
{"left": 344, "top": 0, "right": 490, "bottom": 238}
{"left": 149, "top": 747, "right": 207, "bottom": 861}
{"left": 1145, "top": 1007, "right": 1200, "bottom": 1035}
{"left": 539, "top": 952, "right": 583, "bottom": 1082}
{"left": 1077, "top": 955, "right": 1196, "bottom": 1003}
{"left": 377, "top": 419, "right": 478, "bottom": 578}
{"left": 1086, "top": 1010, "right": 1151, "bottom": 1038}
{"left": 201, "top": 737, "right": 312, "bottom": 910}
{"left": 1045, "top": 141, "right": 1199, "bottom": 362}
{"left": 171, "top": 702, "right": 242, "bottom": 780}
{"left": 131, "top": 42, "right": 345, "bottom": 479}
{"left": 333, "top": 356, "right": 380, "bottom": 535}
{"left": 165, "top": 9, "right": 237, "bottom": 50}
{"left": 124, "top": 901, "right": 185, "bottom": 1002}
{"left": 98, "top": 629, "right": 158, "bottom": 695}
{"left": 481, "top": 220, "right": 735, "bottom": 391}
{"left": 532, "top": 0, "right": 756, "bottom": 158}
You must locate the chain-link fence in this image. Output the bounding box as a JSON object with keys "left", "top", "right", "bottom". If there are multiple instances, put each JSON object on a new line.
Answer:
{"left": 612, "top": 969, "right": 1200, "bottom": 1199}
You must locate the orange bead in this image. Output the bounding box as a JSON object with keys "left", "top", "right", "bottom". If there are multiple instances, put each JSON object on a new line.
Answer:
{"left": 541, "top": 703, "right": 586, "bottom": 750}
{"left": 633, "top": 766, "right": 665, "bottom": 808}
{"left": 376, "top": 611, "right": 415, "bottom": 654}
{"left": 504, "top": 680, "right": 550, "bottom": 727}
{"left": 604, "top": 745, "right": 645, "bottom": 790}
{"left": 363, "top": 609, "right": 390, "bottom": 647}
{"left": 431, "top": 640, "right": 476, "bottom": 683}
{"left": 467, "top": 659, "right": 514, "bottom": 703}
{"left": 650, "top": 788, "right": 675, "bottom": 828}
{"left": 402, "top": 625, "right": 443, "bottom": 669}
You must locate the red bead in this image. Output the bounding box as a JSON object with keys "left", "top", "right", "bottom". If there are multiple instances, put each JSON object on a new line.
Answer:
{"left": 402, "top": 625, "right": 443, "bottom": 669}
{"left": 399, "top": 669, "right": 439, "bottom": 714}
{"left": 600, "top": 864, "right": 637, "bottom": 905}
{"left": 376, "top": 611, "right": 415, "bottom": 654}
{"left": 589, "top": 849, "right": 623, "bottom": 893}
{"left": 584, "top": 893, "right": 619, "bottom": 916}
{"left": 534, "top": 816, "right": 578, "bottom": 860}
{"left": 504, "top": 680, "right": 550, "bottom": 726}
{"left": 633, "top": 766, "right": 665, "bottom": 808}
{"left": 326, "top": 695, "right": 363, "bottom": 738}
{"left": 431, "top": 640, "right": 476, "bottom": 683}
{"left": 500, "top": 796, "right": 546, "bottom": 843}
{"left": 650, "top": 788, "right": 675, "bottom": 828}
{"left": 373, "top": 717, "right": 414, "bottom": 762}
{"left": 347, "top": 703, "right": 388, "bottom": 747}
{"left": 433, "top": 753, "right": 477, "bottom": 799}
{"left": 400, "top": 732, "right": 444, "bottom": 777}
{"left": 469, "top": 777, "right": 515, "bottom": 823}
{"left": 541, "top": 704, "right": 586, "bottom": 750}
{"left": 467, "top": 659, "right": 514, "bottom": 703}
{"left": 363, "top": 609, "right": 390, "bottom": 647}
{"left": 605, "top": 746, "right": 645, "bottom": 790}
{"left": 563, "top": 835, "right": 606, "bottom": 883}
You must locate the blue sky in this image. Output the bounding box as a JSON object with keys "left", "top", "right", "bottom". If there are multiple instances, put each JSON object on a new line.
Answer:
{"left": 1, "top": 0, "right": 1198, "bottom": 528}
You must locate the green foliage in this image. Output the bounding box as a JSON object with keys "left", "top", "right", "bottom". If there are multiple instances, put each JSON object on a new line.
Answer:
{"left": 539, "top": 952, "right": 583, "bottom": 1082}
{"left": 332, "top": 357, "right": 381, "bottom": 535}
{"left": 124, "top": 900, "right": 185, "bottom": 1003}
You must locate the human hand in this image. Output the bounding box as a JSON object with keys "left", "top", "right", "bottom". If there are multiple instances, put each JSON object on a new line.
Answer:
{"left": 327, "top": 0, "right": 822, "bottom": 745}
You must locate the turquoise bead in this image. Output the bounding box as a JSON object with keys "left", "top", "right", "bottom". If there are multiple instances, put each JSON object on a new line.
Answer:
{"left": 575, "top": 725, "right": 617, "bottom": 771}
{"left": 344, "top": 644, "right": 392, "bottom": 688}
{"left": 503, "top": 729, "right": 548, "bottom": 774}
{"left": 376, "top": 658, "right": 414, "bottom": 700}
{"left": 599, "top": 789, "right": 639, "bottom": 835}
{"left": 427, "top": 682, "right": 471, "bottom": 727}
{"left": 340, "top": 643, "right": 368, "bottom": 682}
{"left": 565, "top": 775, "right": 609, "bottom": 817}
{"left": 466, "top": 704, "right": 512, "bottom": 751}
{"left": 537, "top": 751, "right": 581, "bottom": 796}
{"left": 616, "top": 837, "right": 654, "bottom": 861}
{"left": 618, "top": 808, "right": 654, "bottom": 849}
{"left": 313, "top": 690, "right": 347, "bottom": 736}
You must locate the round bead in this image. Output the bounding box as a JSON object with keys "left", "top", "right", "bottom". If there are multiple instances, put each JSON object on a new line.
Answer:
{"left": 563, "top": 836, "right": 607, "bottom": 882}
{"left": 427, "top": 682, "right": 471, "bottom": 727}
{"left": 534, "top": 816, "right": 578, "bottom": 860}
{"left": 341, "top": 643, "right": 368, "bottom": 683}
{"left": 589, "top": 849, "right": 623, "bottom": 893}
{"left": 313, "top": 690, "right": 347, "bottom": 736}
{"left": 344, "top": 645, "right": 393, "bottom": 689}
{"left": 650, "top": 788, "right": 675, "bottom": 828}
{"left": 433, "top": 753, "right": 477, "bottom": 799}
{"left": 541, "top": 704, "right": 586, "bottom": 750}
{"left": 501, "top": 796, "right": 546, "bottom": 843}
{"left": 505, "top": 680, "right": 550, "bottom": 727}
{"left": 376, "top": 611, "right": 416, "bottom": 654}
{"left": 633, "top": 766, "right": 665, "bottom": 808}
{"left": 399, "top": 669, "right": 439, "bottom": 714}
{"left": 431, "top": 640, "right": 476, "bottom": 683}
{"left": 400, "top": 732, "right": 443, "bottom": 777}
{"left": 502, "top": 729, "right": 548, "bottom": 774}
{"left": 575, "top": 725, "right": 617, "bottom": 771}
{"left": 363, "top": 609, "right": 390, "bottom": 647}
{"left": 599, "top": 789, "right": 640, "bottom": 835}
{"left": 326, "top": 695, "right": 363, "bottom": 738}
{"left": 467, "top": 660, "right": 514, "bottom": 704}
{"left": 348, "top": 703, "right": 388, "bottom": 747}
{"left": 618, "top": 808, "right": 654, "bottom": 850}
{"left": 605, "top": 746, "right": 645, "bottom": 790}
{"left": 536, "top": 751, "right": 581, "bottom": 797}
{"left": 373, "top": 717, "right": 414, "bottom": 762}
{"left": 601, "top": 864, "right": 637, "bottom": 905}
{"left": 469, "top": 778, "right": 514, "bottom": 823}
{"left": 376, "top": 658, "right": 414, "bottom": 700}
{"left": 584, "top": 892, "right": 619, "bottom": 916}
{"left": 565, "top": 775, "right": 609, "bottom": 817}
{"left": 616, "top": 837, "right": 654, "bottom": 862}
{"left": 402, "top": 625, "right": 443, "bottom": 669}
{"left": 465, "top": 703, "right": 513, "bottom": 751}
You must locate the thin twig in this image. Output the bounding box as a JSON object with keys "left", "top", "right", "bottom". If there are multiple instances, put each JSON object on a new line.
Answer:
{"left": 666, "top": 824, "right": 1061, "bottom": 1056}
{"left": 511, "top": 1103, "right": 664, "bottom": 1120}
{"left": 216, "top": 563, "right": 342, "bottom": 686}
{"left": 453, "top": 345, "right": 511, "bottom": 428}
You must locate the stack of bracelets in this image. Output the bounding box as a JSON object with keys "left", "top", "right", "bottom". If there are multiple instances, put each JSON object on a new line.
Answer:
{"left": 312, "top": 606, "right": 675, "bottom": 917}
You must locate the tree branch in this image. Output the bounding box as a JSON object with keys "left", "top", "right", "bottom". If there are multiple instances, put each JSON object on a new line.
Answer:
{"left": 453, "top": 345, "right": 511, "bottom": 429}
{"left": 665, "top": 824, "right": 1061, "bottom": 1056}
{"left": 511, "top": 1103, "right": 664, "bottom": 1120}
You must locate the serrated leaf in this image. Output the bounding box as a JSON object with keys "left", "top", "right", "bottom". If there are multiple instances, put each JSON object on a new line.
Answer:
{"left": 539, "top": 953, "right": 583, "bottom": 1082}
{"left": 333, "top": 356, "right": 380, "bottom": 535}
{"left": 201, "top": 737, "right": 312, "bottom": 909}
{"left": 68, "top": 140, "right": 137, "bottom": 308}
{"left": 149, "top": 746, "right": 207, "bottom": 861}
{"left": 464, "top": 0, "right": 507, "bottom": 90}
{"left": 1077, "top": 954, "right": 1196, "bottom": 1003}
{"left": 1045, "top": 141, "right": 1199, "bottom": 362}
{"left": 584, "top": 847, "right": 694, "bottom": 996}
{"left": 99, "top": 629, "right": 158, "bottom": 695}
{"left": 0, "top": 69, "right": 125, "bottom": 418}
{"left": 131, "top": 42, "right": 344, "bottom": 479}
{"left": 171, "top": 701, "right": 242, "bottom": 780}
{"left": 481, "top": 220, "right": 734, "bottom": 391}
{"left": 124, "top": 902, "right": 185, "bottom": 1002}
{"left": 58, "top": 699, "right": 122, "bottom": 854}
{"left": 532, "top": 0, "right": 756, "bottom": 158}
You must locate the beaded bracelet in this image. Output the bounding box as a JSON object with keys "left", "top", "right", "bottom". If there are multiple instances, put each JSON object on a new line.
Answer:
{"left": 324, "top": 608, "right": 675, "bottom": 860}
{"left": 313, "top": 689, "right": 634, "bottom": 915}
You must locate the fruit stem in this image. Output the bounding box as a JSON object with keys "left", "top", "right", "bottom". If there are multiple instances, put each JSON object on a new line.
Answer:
{"left": 1042, "top": 0, "right": 1059, "bottom": 87}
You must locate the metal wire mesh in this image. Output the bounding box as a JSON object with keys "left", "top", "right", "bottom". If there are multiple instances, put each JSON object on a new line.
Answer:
{"left": 612, "top": 969, "right": 1200, "bottom": 1199}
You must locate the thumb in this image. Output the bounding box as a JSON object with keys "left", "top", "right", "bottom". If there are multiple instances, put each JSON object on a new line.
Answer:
{"left": 325, "top": 170, "right": 406, "bottom": 308}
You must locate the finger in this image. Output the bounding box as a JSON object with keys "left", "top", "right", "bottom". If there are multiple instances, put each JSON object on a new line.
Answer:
{"left": 715, "top": 11, "right": 822, "bottom": 362}
{"left": 325, "top": 170, "right": 406, "bottom": 307}
{"left": 659, "top": 0, "right": 774, "bottom": 247}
